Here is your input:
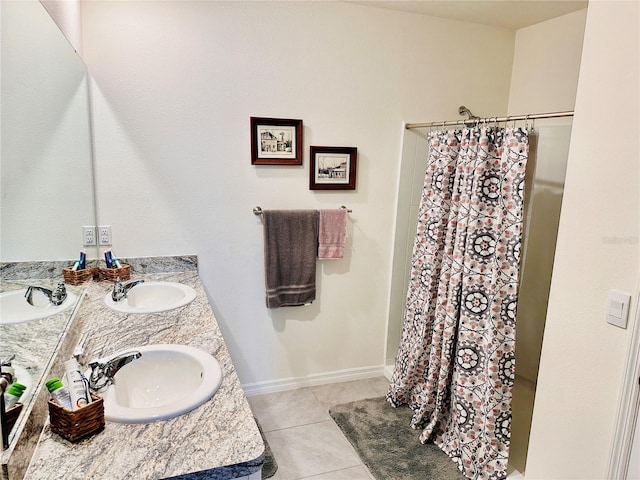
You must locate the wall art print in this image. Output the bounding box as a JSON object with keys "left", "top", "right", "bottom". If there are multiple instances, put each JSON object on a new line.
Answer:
{"left": 309, "top": 146, "right": 357, "bottom": 190}
{"left": 250, "top": 117, "right": 303, "bottom": 165}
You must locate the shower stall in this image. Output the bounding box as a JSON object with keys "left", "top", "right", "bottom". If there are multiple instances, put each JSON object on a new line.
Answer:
{"left": 385, "top": 115, "right": 573, "bottom": 476}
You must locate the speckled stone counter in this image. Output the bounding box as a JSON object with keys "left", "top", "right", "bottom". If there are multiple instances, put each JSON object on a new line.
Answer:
{"left": 22, "top": 257, "right": 264, "bottom": 480}
{"left": 2, "top": 264, "right": 85, "bottom": 480}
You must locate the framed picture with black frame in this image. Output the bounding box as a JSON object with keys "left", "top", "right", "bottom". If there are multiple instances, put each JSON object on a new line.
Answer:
{"left": 250, "top": 117, "right": 303, "bottom": 165}
{"left": 309, "top": 146, "right": 357, "bottom": 190}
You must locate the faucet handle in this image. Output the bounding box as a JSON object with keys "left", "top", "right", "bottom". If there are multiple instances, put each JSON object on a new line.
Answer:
{"left": 51, "top": 282, "right": 67, "bottom": 306}
{"left": 1, "top": 354, "right": 15, "bottom": 367}
{"left": 88, "top": 351, "right": 141, "bottom": 393}
{"left": 112, "top": 277, "right": 125, "bottom": 302}
{"left": 88, "top": 361, "right": 110, "bottom": 392}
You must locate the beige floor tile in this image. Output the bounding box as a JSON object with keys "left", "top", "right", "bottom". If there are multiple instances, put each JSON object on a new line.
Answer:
{"left": 310, "top": 379, "right": 380, "bottom": 411}
{"left": 366, "top": 376, "right": 390, "bottom": 397}
{"left": 264, "top": 421, "right": 362, "bottom": 480}
{"left": 248, "top": 387, "right": 329, "bottom": 432}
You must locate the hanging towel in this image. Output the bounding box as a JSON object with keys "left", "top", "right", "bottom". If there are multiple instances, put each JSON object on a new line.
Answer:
{"left": 318, "top": 209, "right": 347, "bottom": 259}
{"left": 262, "top": 210, "right": 319, "bottom": 308}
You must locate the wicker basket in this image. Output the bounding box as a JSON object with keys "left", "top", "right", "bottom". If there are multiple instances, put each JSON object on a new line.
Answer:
{"left": 5, "top": 403, "right": 23, "bottom": 433}
{"left": 99, "top": 264, "right": 131, "bottom": 282}
{"left": 48, "top": 394, "right": 104, "bottom": 442}
{"left": 63, "top": 267, "right": 98, "bottom": 285}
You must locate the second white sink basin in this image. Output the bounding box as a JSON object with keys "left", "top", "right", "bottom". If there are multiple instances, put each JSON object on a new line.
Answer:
{"left": 101, "top": 344, "right": 223, "bottom": 423}
{"left": 0, "top": 289, "right": 78, "bottom": 325}
{"left": 103, "top": 282, "right": 196, "bottom": 314}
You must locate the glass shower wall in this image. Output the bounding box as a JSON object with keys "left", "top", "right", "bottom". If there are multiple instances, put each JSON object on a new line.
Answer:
{"left": 516, "top": 121, "right": 572, "bottom": 384}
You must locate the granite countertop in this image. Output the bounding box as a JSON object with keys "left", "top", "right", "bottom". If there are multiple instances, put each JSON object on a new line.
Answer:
{"left": 22, "top": 268, "right": 264, "bottom": 480}
{"left": 0, "top": 280, "right": 81, "bottom": 443}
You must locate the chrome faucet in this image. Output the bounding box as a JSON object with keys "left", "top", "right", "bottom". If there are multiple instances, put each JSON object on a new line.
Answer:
{"left": 24, "top": 282, "right": 67, "bottom": 306}
{"left": 0, "top": 355, "right": 15, "bottom": 384}
{"left": 111, "top": 278, "right": 144, "bottom": 302}
{"left": 88, "top": 351, "right": 142, "bottom": 392}
{"left": 1, "top": 373, "right": 10, "bottom": 449}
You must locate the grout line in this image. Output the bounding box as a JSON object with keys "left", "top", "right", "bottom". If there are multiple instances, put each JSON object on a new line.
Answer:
{"left": 261, "top": 418, "right": 333, "bottom": 434}
{"left": 298, "top": 463, "right": 374, "bottom": 480}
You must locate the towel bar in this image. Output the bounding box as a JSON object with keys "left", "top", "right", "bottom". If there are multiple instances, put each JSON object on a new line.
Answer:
{"left": 253, "top": 206, "right": 352, "bottom": 215}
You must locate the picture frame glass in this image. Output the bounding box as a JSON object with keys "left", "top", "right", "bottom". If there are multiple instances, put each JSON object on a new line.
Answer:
{"left": 257, "top": 125, "right": 297, "bottom": 160}
{"left": 314, "top": 153, "right": 351, "bottom": 185}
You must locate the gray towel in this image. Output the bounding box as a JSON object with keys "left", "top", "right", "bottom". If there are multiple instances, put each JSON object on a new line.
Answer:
{"left": 263, "top": 210, "right": 319, "bottom": 308}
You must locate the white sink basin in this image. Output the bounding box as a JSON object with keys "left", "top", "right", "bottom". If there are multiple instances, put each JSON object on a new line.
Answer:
{"left": 103, "top": 282, "right": 196, "bottom": 314}
{"left": 0, "top": 289, "right": 78, "bottom": 325}
{"left": 100, "top": 344, "right": 222, "bottom": 423}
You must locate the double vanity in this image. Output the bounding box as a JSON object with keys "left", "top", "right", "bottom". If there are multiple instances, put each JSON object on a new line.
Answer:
{"left": 1, "top": 256, "right": 264, "bottom": 479}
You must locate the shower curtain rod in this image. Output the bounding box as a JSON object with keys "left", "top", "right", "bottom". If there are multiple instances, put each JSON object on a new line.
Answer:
{"left": 405, "top": 110, "right": 574, "bottom": 130}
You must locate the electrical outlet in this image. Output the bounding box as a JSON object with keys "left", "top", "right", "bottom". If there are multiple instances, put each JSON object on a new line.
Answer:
{"left": 98, "top": 225, "right": 112, "bottom": 246}
{"left": 82, "top": 226, "right": 97, "bottom": 246}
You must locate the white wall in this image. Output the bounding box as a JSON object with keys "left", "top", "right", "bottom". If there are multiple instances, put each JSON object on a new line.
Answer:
{"left": 385, "top": 127, "right": 429, "bottom": 369}
{"left": 526, "top": 1, "right": 640, "bottom": 477}
{"left": 508, "top": 9, "right": 586, "bottom": 115}
{"left": 80, "top": 1, "right": 514, "bottom": 389}
{"left": 40, "top": 0, "right": 83, "bottom": 55}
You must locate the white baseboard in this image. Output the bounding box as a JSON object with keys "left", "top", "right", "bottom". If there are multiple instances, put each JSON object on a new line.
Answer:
{"left": 241, "top": 365, "right": 386, "bottom": 397}
{"left": 384, "top": 363, "right": 394, "bottom": 380}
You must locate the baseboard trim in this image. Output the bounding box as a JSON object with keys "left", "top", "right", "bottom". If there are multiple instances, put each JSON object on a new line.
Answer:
{"left": 383, "top": 363, "right": 394, "bottom": 380}
{"left": 241, "top": 365, "right": 386, "bottom": 397}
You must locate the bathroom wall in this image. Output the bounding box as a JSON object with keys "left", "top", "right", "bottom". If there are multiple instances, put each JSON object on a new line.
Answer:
{"left": 80, "top": 1, "right": 515, "bottom": 390}
{"left": 40, "top": 0, "right": 83, "bottom": 55}
{"left": 385, "top": 126, "right": 429, "bottom": 371}
{"left": 526, "top": 1, "right": 639, "bottom": 477}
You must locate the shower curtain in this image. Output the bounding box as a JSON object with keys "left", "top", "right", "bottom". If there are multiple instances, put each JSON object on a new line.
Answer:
{"left": 387, "top": 126, "right": 529, "bottom": 480}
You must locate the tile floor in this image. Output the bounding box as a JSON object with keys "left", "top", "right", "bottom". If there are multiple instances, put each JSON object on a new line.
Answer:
{"left": 248, "top": 375, "right": 533, "bottom": 480}
{"left": 247, "top": 376, "right": 390, "bottom": 480}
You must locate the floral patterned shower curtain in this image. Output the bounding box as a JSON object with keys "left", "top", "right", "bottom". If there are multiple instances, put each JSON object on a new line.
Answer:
{"left": 387, "top": 126, "right": 529, "bottom": 480}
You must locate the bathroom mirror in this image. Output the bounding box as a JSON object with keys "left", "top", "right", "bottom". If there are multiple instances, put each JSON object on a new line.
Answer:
{"left": 1, "top": 0, "right": 96, "bottom": 450}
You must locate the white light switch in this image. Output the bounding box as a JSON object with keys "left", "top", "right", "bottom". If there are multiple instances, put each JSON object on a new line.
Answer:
{"left": 606, "top": 290, "right": 631, "bottom": 329}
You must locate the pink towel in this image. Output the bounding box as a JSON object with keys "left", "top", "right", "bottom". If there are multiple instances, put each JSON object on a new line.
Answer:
{"left": 318, "top": 209, "right": 347, "bottom": 259}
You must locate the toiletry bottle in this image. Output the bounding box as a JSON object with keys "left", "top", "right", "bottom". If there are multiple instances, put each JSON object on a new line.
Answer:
{"left": 104, "top": 250, "right": 114, "bottom": 268}
{"left": 46, "top": 377, "right": 72, "bottom": 410}
{"left": 64, "top": 359, "right": 90, "bottom": 410}
{"left": 112, "top": 252, "right": 122, "bottom": 269}
{"left": 3, "top": 382, "right": 26, "bottom": 409}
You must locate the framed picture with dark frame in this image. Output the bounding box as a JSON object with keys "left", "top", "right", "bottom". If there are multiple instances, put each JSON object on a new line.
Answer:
{"left": 309, "top": 146, "right": 357, "bottom": 190}
{"left": 251, "top": 117, "right": 303, "bottom": 165}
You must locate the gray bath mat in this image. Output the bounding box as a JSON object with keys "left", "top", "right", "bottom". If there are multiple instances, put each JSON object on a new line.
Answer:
{"left": 255, "top": 418, "right": 278, "bottom": 479}
{"left": 329, "top": 397, "right": 466, "bottom": 480}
